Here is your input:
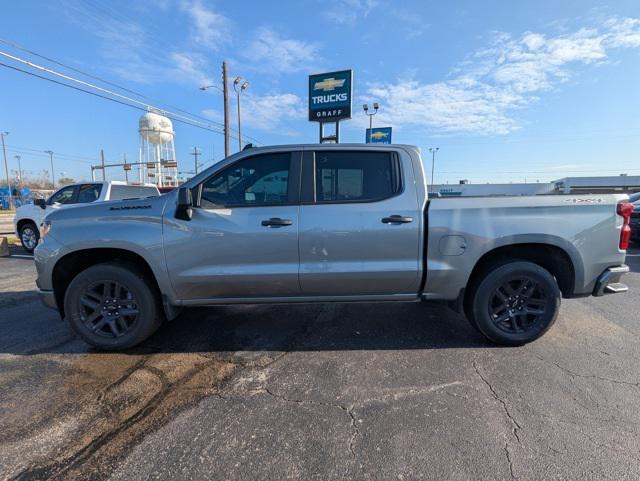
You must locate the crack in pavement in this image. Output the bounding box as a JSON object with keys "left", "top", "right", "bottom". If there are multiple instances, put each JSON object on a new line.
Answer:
{"left": 217, "top": 379, "right": 466, "bottom": 481}
{"left": 473, "top": 361, "right": 521, "bottom": 480}
{"left": 258, "top": 387, "right": 360, "bottom": 481}
{"left": 533, "top": 354, "right": 640, "bottom": 389}
{"left": 503, "top": 442, "right": 516, "bottom": 480}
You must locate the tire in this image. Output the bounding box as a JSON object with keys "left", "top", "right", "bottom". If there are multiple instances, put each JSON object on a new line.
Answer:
{"left": 470, "top": 261, "right": 560, "bottom": 346}
{"left": 19, "top": 222, "right": 39, "bottom": 253}
{"left": 64, "top": 263, "right": 163, "bottom": 350}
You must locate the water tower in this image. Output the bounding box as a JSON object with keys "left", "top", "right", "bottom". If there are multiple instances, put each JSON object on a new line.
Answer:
{"left": 138, "top": 110, "right": 178, "bottom": 187}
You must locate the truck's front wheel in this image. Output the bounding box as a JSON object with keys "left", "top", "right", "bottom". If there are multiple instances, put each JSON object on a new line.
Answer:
{"left": 471, "top": 261, "right": 560, "bottom": 346}
{"left": 64, "top": 263, "right": 163, "bottom": 350}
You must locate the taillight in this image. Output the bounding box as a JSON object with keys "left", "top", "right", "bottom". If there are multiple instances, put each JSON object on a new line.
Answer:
{"left": 617, "top": 202, "right": 634, "bottom": 250}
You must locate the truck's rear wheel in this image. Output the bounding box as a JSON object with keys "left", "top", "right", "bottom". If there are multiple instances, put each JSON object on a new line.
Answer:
{"left": 471, "top": 261, "right": 560, "bottom": 346}
{"left": 64, "top": 263, "right": 163, "bottom": 350}
{"left": 19, "top": 222, "right": 39, "bottom": 253}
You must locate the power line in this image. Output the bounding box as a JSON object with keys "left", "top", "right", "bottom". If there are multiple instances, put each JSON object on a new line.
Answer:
{"left": 0, "top": 50, "right": 226, "bottom": 132}
{"left": 0, "top": 60, "right": 242, "bottom": 139}
{"left": 0, "top": 49, "right": 262, "bottom": 145}
{"left": 4, "top": 146, "right": 96, "bottom": 164}
{"left": 0, "top": 37, "right": 147, "bottom": 99}
{"left": 0, "top": 38, "right": 262, "bottom": 144}
{"left": 0, "top": 38, "right": 230, "bottom": 132}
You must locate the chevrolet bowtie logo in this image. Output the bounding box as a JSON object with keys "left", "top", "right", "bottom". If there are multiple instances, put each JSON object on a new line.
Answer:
{"left": 313, "top": 78, "right": 346, "bottom": 91}
{"left": 370, "top": 131, "right": 389, "bottom": 140}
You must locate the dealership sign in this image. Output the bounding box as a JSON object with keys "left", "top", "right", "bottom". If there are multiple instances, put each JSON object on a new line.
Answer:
{"left": 308, "top": 70, "right": 353, "bottom": 122}
{"left": 366, "top": 127, "right": 392, "bottom": 144}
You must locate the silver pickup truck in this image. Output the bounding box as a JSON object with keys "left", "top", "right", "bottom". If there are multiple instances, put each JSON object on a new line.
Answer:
{"left": 33, "top": 144, "right": 633, "bottom": 350}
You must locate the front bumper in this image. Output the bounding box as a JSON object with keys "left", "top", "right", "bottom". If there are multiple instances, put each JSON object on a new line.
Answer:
{"left": 593, "top": 265, "right": 629, "bottom": 297}
{"left": 38, "top": 288, "right": 58, "bottom": 310}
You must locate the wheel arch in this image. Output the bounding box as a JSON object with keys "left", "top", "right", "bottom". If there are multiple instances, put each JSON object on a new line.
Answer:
{"left": 17, "top": 218, "right": 37, "bottom": 231}
{"left": 52, "top": 248, "right": 173, "bottom": 320}
{"left": 463, "top": 242, "right": 577, "bottom": 320}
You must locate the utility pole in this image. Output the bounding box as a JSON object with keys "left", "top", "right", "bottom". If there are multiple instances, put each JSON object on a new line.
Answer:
{"left": 44, "top": 150, "right": 55, "bottom": 188}
{"left": 1, "top": 132, "right": 12, "bottom": 209}
{"left": 13, "top": 155, "right": 22, "bottom": 185}
{"left": 123, "top": 153, "right": 128, "bottom": 183}
{"left": 222, "top": 61, "right": 230, "bottom": 158}
{"left": 429, "top": 147, "right": 439, "bottom": 194}
{"left": 190, "top": 147, "right": 201, "bottom": 175}
{"left": 100, "top": 149, "right": 106, "bottom": 181}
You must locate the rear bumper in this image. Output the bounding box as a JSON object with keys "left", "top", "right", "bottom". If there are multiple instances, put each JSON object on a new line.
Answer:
{"left": 38, "top": 288, "right": 58, "bottom": 310}
{"left": 593, "top": 265, "right": 629, "bottom": 297}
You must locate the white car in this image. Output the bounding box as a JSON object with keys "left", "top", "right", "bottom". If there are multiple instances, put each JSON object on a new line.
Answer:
{"left": 14, "top": 181, "right": 160, "bottom": 253}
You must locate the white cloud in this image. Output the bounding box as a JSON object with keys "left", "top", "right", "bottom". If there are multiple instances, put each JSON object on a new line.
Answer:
{"left": 323, "top": 0, "right": 380, "bottom": 25}
{"left": 179, "top": 0, "right": 231, "bottom": 49}
{"left": 390, "top": 9, "right": 428, "bottom": 39}
{"left": 243, "top": 27, "right": 321, "bottom": 74}
{"left": 605, "top": 16, "right": 640, "bottom": 48}
{"left": 169, "top": 51, "right": 213, "bottom": 86}
{"left": 242, "top": 92, "right": 306, "bottom": 132}
{"left": 203, "top": 92, "right": 306, "bottom": 134}
{"left": 362, "top": 17, "right": 640, "bottom": 135}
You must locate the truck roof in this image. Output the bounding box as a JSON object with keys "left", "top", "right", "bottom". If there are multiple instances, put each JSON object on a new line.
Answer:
{"left": 241, "top": 143, "right": 419, "bottom": 152}
{"left": 58, "top": 181, "right": 158, "bottom": 188}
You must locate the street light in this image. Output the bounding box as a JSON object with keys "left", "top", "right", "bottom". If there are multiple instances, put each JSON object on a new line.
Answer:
{"left": 233, "top": 76, "right": 249, "bottom": 151}
{"left": 44, "top": 150, "right": 55, "bottom": 187}
{"left": 199, "top": 84, "right": 224, "bottom": 93}
{"left": 429, "top": 147, "right": 439, "bottom": 194}
{"left": 13, "top": 155, "right": 22, "bottom": 185}
{"left": 363, "top": 102, "right": 379, "bottom": 131}
{"left": 201, "top": 61, "right": 229, "bottom": 158}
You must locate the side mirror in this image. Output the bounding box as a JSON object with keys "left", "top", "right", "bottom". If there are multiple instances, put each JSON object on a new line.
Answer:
{"left": 34, "top": 198, "right": 46, "bottom": 209}
{"left": 175, "top": 187, "right": 193, "bottom": 221}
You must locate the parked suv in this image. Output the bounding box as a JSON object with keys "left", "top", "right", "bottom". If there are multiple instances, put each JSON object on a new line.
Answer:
{"left": 14, "top": 181, "right": 159, "bottom": 252}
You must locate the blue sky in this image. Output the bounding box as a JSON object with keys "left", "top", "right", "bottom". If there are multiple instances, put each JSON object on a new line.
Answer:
{"left": 1, "top": 0, "right": 639, "bottom": 185}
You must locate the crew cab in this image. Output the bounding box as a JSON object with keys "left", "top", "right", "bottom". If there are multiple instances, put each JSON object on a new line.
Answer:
{"left": 33, "top": 145, "right": 632, "bottom": 350}
{"left": 14, "top": 181, "right": 160, "bottom": 252}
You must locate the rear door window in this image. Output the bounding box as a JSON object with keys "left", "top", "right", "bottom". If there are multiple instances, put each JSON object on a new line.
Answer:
{"left": 109, "top": 185, "right": 160, "bottom": 200}
{"left": 77, "top": 184, "right": 103, "bottom": 203}
{"left": 314, "top": 151, "right": 397, "bottom": 203}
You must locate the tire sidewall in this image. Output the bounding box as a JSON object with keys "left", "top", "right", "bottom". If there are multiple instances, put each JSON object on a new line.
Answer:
{"left": 19, "top": 223, "right": 39, "bottom": 253}
{"left": 64, "top": 264, "right": 160, "bottom": 350}
{"left": 472, "top": 261, "right": 561, "bottom": 345}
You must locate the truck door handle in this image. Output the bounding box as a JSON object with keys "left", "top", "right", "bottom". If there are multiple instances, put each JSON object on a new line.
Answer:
{"left": 382, "top": 215, "right": 413, "bottom": 224}
{"left": 261, "top": 217, "right": 293, "bottom": 227}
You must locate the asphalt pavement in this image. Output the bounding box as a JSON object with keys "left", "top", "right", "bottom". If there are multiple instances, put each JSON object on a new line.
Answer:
{"left": 1, "top": 245, "right": 639, "bottom": 481}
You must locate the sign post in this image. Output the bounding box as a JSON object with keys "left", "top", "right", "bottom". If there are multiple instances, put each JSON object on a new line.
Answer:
{"left": 365, "top": 127, "right": 392, "bottom": 144}
{"left": 308, "top": 70, "right": 353, "bottom": 143}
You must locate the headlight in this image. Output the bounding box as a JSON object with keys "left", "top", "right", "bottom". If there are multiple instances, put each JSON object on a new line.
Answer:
{"left": 39, "top": 220, "right": 52, "bottom": 242}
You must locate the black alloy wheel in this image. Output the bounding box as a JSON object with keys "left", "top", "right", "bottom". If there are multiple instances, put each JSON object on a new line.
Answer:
{"left": 79, "top": 280, "right": 140, "bottom": 338}
{"left": 488, "top": 277, "right": 548, "bottom": 335}
{"left": 470, "top": 261, "right": 561, "bottom": 346}
{"left": 64, "top": 263, "right": 163, "bottom": 350}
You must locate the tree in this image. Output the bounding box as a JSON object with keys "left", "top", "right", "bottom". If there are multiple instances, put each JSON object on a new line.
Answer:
{"left": 58, "top": 177, "right": 75, "bottom": 187}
